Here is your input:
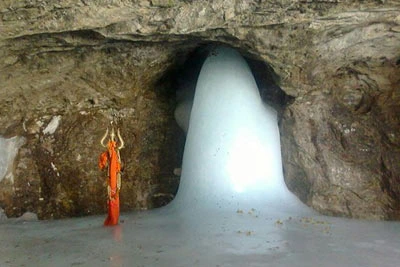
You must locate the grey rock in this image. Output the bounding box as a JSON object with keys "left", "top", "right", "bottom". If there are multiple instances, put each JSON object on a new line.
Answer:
{"left": 17, "top": 212, "right": 38, "bottom": 221}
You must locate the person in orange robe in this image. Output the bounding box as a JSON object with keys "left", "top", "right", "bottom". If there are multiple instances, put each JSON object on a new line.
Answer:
{"left": 99, "top": 126, "right": 124, "bottom": 226}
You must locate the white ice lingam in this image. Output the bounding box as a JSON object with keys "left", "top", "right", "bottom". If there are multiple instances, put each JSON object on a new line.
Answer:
{"left": 173, "top": 46, "right": 310, "bottom": 214}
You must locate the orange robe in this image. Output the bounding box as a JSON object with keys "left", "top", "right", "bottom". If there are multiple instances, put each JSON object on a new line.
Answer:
{"left": 99, "top": 141, "right": 121, "bottom": 226}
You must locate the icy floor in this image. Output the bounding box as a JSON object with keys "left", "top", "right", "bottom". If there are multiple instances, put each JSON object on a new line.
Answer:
{"left": 1, "top": 47, "right": 399, "bottom": 267}
{"left": 1, "top": 207, "right": 400, "bottom": 267}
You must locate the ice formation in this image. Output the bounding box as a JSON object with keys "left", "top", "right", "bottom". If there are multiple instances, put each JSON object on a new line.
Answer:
{"left": 174, "top": 98, "right": 193, "bottom": 134}
{"left": 0, "top": 136, "right": 25, "bottom": 183}
{"left": 172, "top": 46, "right": 310, "bottom": 215}
{"left": 43, "top": 115, "right": 61, "bottom": 135}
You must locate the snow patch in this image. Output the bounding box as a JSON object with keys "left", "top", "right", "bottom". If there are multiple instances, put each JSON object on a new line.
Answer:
{"left": 50, "top": 162, "right": 60, "bottom": 177}
{"left": 0, "top": 136, "right": 26, "bottom": 183}
{"left": 43, "top": 115, "right": 61, "bottom": 135}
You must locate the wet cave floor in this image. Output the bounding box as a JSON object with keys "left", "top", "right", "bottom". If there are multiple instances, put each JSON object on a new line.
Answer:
{"left": 1, "top": 206, "right": 400, "bottom": 267}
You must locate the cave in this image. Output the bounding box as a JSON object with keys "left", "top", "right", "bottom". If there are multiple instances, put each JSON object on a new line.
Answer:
{"left": 1, "top": 0, "right": 400, "bottom": 266}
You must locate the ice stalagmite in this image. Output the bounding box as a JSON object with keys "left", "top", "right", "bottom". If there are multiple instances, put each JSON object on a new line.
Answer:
{"left": 172, "top": 47, "right": 310, "bottom": 215}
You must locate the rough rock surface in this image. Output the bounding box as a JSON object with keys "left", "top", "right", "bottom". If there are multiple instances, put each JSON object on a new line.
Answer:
{"left": 0, "top": 0, "right": 399, "bottom": 220}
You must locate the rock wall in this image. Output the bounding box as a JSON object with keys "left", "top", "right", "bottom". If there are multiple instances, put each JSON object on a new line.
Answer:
{"left": 0, "top": 0, "right": 399, "bottom": 219}
{"left": 0, "top": 38, "right": 186, "bottom": 219}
